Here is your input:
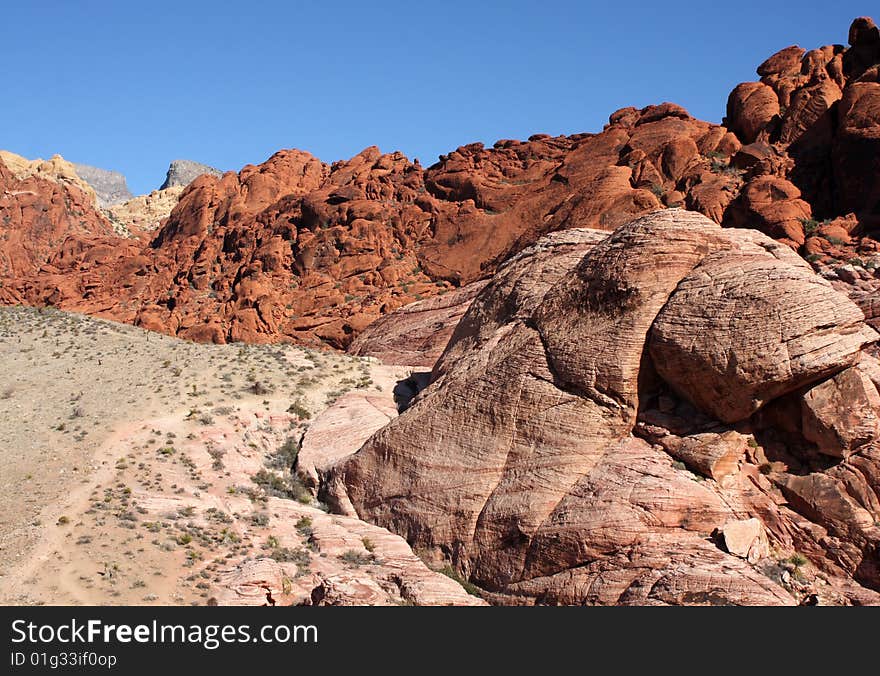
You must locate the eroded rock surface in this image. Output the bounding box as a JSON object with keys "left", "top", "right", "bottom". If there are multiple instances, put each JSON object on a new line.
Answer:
{"left": 328, "top": 211, "right": 880, "bottom": 605}
{"left": 348, "top": 281, "right": 488, "bottom": 366}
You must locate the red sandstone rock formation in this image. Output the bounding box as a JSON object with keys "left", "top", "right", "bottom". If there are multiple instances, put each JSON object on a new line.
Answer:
{"left": 0, "top": 160, "right": 118, "bottom": 303}
{"left": 1, "top": 17, "right": 880, "bottom": 355}
{"left": 327, "top": 211, "right": 880, "bottom": 605}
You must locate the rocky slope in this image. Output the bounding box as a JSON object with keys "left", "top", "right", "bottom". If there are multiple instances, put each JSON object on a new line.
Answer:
{"left": 0, "top": 306, "right": 480, "bottom": 606}
{"left": 326, "top": 211, "right": 880, "bottom": 605}
{"left": 3, "top": 17, "right": 879, "bottom": 350}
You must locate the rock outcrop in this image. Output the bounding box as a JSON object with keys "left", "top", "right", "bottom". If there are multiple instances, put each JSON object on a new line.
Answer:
{"left": 298, "top": 390, "right": 399, "bottom": 489}
{"left": 327, "top": 211, "right": 880, "bottom": 605}
{"left": 347, "top": 281, "right": 488, "bottom": 366}
{"left": 0, "top": 151, "right": 98, "bottom": 205}
{"left": 0, "top": 157, "right": 119, "bottom": 302}
{"left": 211, "top": 496, "right": 485, "bottom": 606}
{"left": 104, "top": 186, "right": 185, "bottom": 236}
{"left": 159, "top": 159, "right": 222, "bottom": 190}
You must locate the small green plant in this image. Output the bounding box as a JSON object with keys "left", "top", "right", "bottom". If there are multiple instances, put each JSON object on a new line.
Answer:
{"left": 295, "top": 516, "right": 313, "bottom": 537}
{"left": 287, "top": 400, "right": 310, "bottom": 420}
{"left": 339, "top": 550, "right": 373, "bottom": 566}
{"left": 437, "top": 565, "right": 482, "bottom": 597}
{"left": 267, "top": 437, "right": 300, "bottom": 470}
{"left": 788, "top": 553, "right": 808, "bottom": 567}
{"left": 799, "top": 218, "right": 820, "bottom": 237}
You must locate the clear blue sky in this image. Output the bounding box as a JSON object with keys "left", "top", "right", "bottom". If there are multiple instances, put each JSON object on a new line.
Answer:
{"left": 3, "top": 1, "right": 875, "bottom": 195}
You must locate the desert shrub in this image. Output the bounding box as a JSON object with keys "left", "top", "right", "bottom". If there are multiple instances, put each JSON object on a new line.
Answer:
{"left": 437, "top": 565, "right": 482, "bottom": 596}
{"left": 799, "top": 218, "right": 820, "bottom": 236}
{"left": 250, "top": 512, "right": 270, "bottom": 527}
{"left": 295, "top": 516, "right": 313, "bottom": 537}
{"left": 251, "top": 469, "right": 311, "bottom": 503}
{"left": 270, "top": 546, "right": 311, "bottom": 566}
{"left": 266, "top": 437, "right": 300, "bottom": 470}
{"left": 287, "top": 400, "right": 310, "bottom": 420}
{"left": 250, "top": 381, "right": 270, "bottom": 395}
{"left": 339, "top": 550, "right": 373, "bottom": 566}
{"left": 205, "top": 508, "right": 233, "bottom": 524}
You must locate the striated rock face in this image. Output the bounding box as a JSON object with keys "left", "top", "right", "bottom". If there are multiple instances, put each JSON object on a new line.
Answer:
{"left": 800, "top": 365, "right": 880, "bottom": 458}
{"left": 648, "top": 231, "right": 875, "bottom": 422}
{"left": 159, "top": 159, "right": 222, "bottom": 190}
{"left": 298, "top": 390, "right": 399, "bottom": 490}
{"left": 71, "top": 162, "right": 132, "bottom": 206}
{"left": 347, "top": 281, "right": 488, "bottom": 366}
{"left": 328, "top": 211, "right": 880, "bottom": 605}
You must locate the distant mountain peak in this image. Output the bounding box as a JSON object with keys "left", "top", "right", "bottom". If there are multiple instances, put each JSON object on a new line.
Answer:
{"left": 71, "top": 163, "right": 132, "bottom": 207}
{"left": 159, "top": 159, "right": 222, "bottom": 190}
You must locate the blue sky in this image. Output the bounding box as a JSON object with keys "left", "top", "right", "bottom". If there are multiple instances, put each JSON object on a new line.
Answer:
{"left": 3, "top": 1, "right": 876, "bottom": 194}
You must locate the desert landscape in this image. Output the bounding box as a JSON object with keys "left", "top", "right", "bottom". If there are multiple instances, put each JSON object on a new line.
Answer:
{"left": 0, "top": 305, "right": 481, "bottom": 605}
{"left": 2, "top": 15, "right": 880, "bottom": 605}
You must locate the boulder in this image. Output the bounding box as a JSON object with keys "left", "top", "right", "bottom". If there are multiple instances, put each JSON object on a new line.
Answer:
{"left": 649, "top": 229, "right": 877, "bottom": 422}
{"left": 722, "top": 519, "right": 770, "bottom": 563}
{"left": 726, "top": 82, "right": 780, "bottom": 143}
{"left": 801, "top": 365, "right": 880, "bottom": 457}
{"left": 329, "top": 210, "right": 879, "bottom": 604}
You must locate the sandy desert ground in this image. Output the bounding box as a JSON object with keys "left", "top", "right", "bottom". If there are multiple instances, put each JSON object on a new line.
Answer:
{"left": 0, "top": 306, "right": 424, "bottom": 605}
